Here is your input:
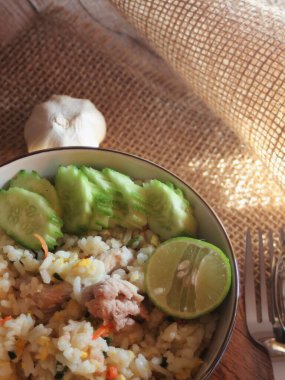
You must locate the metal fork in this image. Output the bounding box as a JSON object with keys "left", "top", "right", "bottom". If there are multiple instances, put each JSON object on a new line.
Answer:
{"left": 274, "top": 229, "right": 285, "bottom": 334}
{"left": 245, "top": 229, "right": 285, "bottom": 379}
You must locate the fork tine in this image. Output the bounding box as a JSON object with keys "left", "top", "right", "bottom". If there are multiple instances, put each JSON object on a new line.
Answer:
{"left": 277, "top": 228, "right": 285, "bottom": 331}
{"left": 245, "top": 228, "right": 258, "bottom": 323}
{"left": 244, "top": 228, "right": 285, "bottom": 373}
{"left": 268, "top": 229, "right": 275, "bottom": 274}
{"left": 268, "top": 229, "right": 275, "bottom": 322}
{"left": 258, "top": 229, "right": 270, "bottom": 323}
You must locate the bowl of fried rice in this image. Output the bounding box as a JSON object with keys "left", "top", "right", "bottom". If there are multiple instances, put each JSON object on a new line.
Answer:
{"left": 0, "top": 147, "right": 239, "bottom": 380}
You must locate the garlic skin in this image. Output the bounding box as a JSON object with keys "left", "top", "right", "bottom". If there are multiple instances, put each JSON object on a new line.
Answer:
{"left": 24, "top": 95, "right": 106, "bottom": 152}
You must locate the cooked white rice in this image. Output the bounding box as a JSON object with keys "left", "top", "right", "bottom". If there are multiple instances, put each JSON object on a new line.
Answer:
{"left": 0, "top": 227, "right": 218, "bottom": 380}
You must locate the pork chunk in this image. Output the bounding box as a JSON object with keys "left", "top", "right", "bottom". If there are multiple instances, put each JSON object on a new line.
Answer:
{"left": 82, "top": 277, "right": 144, "bottom": 331}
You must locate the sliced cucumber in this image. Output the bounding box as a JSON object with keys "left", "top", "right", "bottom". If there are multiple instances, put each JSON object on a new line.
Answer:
{"left": 81, "top": 166, "right": 134, "bottom": 229}
{"left": 0, "top": 187, "right": 63, "bottom": 250}
{"left": 80, "top": 167, "right": 113, "bottom": 211}
{"left": 89, "top": 213, "right": 108, "bottom": 231}
{"left": 55, "top": 165, "right": 94, "bottom": 233}
{"left": 80, "top": 166, "right": 114, "bottom": 230}
{"left": 102, "top": 168, "right": 147, "bottom": 229}
{"left": 143, "top": 180, "right": 197, "bottom": 240}
{"left": 81, "top": 167, "right": 115, "bottom": 195}
{"left": 9, "top": 170, "right": 62, "bottom": 216}
{"left": 102, "top": 168, "right": 146, "bottom": 211}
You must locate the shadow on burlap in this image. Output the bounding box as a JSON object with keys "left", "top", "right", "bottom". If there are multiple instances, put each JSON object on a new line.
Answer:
{"left": 0, "top": 9, "right": 284, "bottom": 291}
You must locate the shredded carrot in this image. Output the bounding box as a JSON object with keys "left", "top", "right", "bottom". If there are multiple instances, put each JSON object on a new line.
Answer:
{"left": 92, "top": 322, "right": 114, "bottom": 340}
{"left": 0, "top": 316, "right": 12, "bottom": 326}
{"left": 106, "top": 365, "right": 118, "bottom": 380}
{"left": 33, "top": 233, "right": 48, "bottom": 258}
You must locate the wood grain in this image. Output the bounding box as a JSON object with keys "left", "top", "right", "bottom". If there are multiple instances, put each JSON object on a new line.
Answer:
{"left": 0, "top": 1, "right": 276, "bottom": 379}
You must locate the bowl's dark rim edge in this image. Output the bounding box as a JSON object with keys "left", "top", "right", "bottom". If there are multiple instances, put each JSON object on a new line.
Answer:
{"left": 0, "top": 146, "right": 240, "bottom": 379}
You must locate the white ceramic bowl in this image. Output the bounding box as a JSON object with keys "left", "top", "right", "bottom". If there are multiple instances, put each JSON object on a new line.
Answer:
{"left": 0, "top": 147, "right": 239, "bottom": 380}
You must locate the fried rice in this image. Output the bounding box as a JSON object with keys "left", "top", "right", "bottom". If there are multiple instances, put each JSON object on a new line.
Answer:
{"left": 0, "top": 227, "right": 218, "bottom": 380}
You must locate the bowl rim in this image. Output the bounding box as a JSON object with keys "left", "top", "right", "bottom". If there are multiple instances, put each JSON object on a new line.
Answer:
{"left": 0, "top": 146, "right": 239, "bottom": 378}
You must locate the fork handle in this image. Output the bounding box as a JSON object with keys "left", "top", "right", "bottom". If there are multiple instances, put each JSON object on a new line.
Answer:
{"left": 272, "top": 357, "right": 285, "bottom": 379}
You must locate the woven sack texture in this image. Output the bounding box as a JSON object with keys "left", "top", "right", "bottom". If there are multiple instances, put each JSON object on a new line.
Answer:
{"left": 110, "top": 0, "right": 285, "bottom": 190}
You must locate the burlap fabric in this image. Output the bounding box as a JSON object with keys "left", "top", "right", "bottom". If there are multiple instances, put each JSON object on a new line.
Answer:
{"left": 111, "top": 0, "right": 285, "bottom": 190}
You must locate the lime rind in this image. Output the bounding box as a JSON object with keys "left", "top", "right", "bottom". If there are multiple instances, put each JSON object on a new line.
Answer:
{"left": 194, "top": 250, "right": 231, "bottom": 314}
{"left": 145, "top": 237, "right": 232, "bottom": 319}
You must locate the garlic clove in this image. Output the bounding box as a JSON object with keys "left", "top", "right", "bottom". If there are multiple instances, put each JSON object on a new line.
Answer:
{"left": 24, "top": 95, "right": 107, "bottom": 152}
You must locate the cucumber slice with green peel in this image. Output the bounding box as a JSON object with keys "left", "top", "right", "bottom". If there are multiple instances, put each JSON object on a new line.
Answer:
{"left": 143, "top": 180, "right": 197, "bottom": 240}
{"left": 89, "top": 213, "right": 108, "bottom": 230}
{"left": 55, "top": 165, "right": 95, "bottom": 233}
{"left": 80, "top": 166, "right": 114, "bottom": 230}
{"left": 81, "top": 167, "right": 115, "bottom": 195}
{"left": 94, "top": 203, "right": 113, "bottom": 217}
{"left": 80, "top": 167, "right": 113, "bottom": 216}
{"left": 114, "top": 207, "right": 147, "bottom": 229}
{"left": 9, "top": 170, "right": 62, "bottom": 216}
{"left": 118, "top": 209, "right": 147, "bottom": 229}
{"left": 0, "top": 187, "right": 63, "bottom": 250}
{"left": 102, "top": 168, "right": 147, "bottom": 228}
{"left": 102, "top": 168, "right": 146, "bottom": 212}
{"left": 82, "top": 166, "right": 146, "bottom": 229}
{"left": 88, "top": 220, "right": 103, "bottom": 231}
{"left": 94, "top": 213, "right": 109, "bottom": 227}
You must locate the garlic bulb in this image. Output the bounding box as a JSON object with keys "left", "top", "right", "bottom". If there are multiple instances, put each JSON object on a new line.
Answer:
{"left": 24, "top": 95, "right": 107, "bottom": 152}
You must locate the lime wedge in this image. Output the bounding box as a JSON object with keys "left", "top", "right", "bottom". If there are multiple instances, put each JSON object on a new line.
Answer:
{"left": 145, "top": 237, "right": 231, "bottom": 318}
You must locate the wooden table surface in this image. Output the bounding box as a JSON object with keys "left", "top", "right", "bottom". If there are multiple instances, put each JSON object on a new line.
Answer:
{"left": 0, "top": 1, "right": 275, "bottom": 379}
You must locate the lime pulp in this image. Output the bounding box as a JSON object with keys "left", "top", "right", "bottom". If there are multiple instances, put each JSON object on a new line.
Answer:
{"left": 145, "top": 237, "right": 232, "bottom": 319}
